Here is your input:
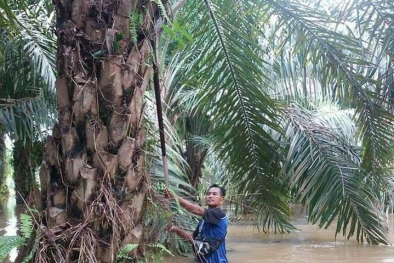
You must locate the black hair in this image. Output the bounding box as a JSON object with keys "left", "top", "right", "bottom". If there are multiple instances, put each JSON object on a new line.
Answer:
{"left": 207, "top": 184, "right": 226, "bottom": 197}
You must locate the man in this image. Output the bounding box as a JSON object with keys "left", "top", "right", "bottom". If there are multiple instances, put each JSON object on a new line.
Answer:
{"left": 166, "top": 184, "right": 229, "bottom": 263}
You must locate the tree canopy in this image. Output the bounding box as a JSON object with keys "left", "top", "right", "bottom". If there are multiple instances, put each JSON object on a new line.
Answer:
{"left": 162, "top": 0, "right": 394, "bottom": 244}
{"left": 0, "top": 0, "right": 56, "bottom": 143}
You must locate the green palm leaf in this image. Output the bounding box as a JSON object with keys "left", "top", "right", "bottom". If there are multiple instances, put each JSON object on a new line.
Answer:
{"left": 282, "top": 103, "right": 389, "bottom": 244}
{"left": 0, "top": 0, "right": 56, "bottom": 142}
{"left": 163, "top": 0, "right": 394, "bottom": 240}
{"left": 167, "top": 0, "right": 295, "bottom": 232}
{"left": 0, "top": 40, "right": 55, "bottom": 142}
{"left": 268, "top": 0, "right": 394, "bottom": 173}
{"left": 13, "top": 0, "right": 56, "bottom": 92}
{"left": 0, "top": 0, "right": 16, "bottom": 29}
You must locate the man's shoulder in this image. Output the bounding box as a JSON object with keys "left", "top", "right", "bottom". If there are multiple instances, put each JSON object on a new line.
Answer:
{"left": 203, "top": 207, "right": 227, "bottom": 225}
{"left": 208, "top": 207, "right": 226, "bottom": 218}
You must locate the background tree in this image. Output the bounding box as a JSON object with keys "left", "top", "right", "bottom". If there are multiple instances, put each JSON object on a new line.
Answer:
{"left": 0, "top": 0, "right": 56, "bottom": 201}
{"left": 0, "top": 130, "right": 5, "bottom": 187}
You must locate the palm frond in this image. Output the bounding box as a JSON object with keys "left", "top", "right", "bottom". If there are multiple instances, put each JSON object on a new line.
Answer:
{"left": 0, "top": 0, "right": 16, "bottom": 29}
{"left": 165, "top": 0, "right": 295, "bottom": 232}
{"left": 144, "top": 90, "right": 198, "bottom": 254}
{"left": 282, "top": 103, "right": 389, "bottom": 244}
{"left": 13, "top": 1, "right": 56, "bottom": 92}
{"left": 265, "top": 0, "right": 394, "bottom": 173}
{"left": 0, "top": 39, "right": 55, "bottom": 142}
{"left": 162, "top": 0, "right": 394, "bottom": 240}
{"left": 0, "top": 1, "right": 56, "bottom": 142}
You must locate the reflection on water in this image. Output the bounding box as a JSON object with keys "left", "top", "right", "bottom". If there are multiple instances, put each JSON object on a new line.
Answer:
{"left": 0, "top": 177, "right": 20, "bottom": 262}
{"left": 1, "top": 191, "right": 394, "bottom": 263}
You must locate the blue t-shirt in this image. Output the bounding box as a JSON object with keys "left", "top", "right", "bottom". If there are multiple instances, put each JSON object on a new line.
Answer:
{"left": 193, "top": 208, "right": 228, "bottom": 263}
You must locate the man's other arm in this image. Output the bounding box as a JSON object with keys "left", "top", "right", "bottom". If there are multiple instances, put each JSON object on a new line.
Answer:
{"left": 166, "top": 189, "right": 205, "bottom": 217}
{"left": 169, "top": 225, "right": 194, "bottom": 241}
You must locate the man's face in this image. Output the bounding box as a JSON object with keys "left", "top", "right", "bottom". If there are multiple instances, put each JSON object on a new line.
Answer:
{"left": 205, "top": 187, "right": 224, "bottom": 208}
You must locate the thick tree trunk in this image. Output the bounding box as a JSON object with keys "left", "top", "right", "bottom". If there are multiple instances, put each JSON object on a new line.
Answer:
{"left": 23, "top": 1, "right": 167, "bottom": 262}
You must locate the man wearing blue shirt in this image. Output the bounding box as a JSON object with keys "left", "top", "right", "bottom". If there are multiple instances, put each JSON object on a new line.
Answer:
{"left": 166, "top": 184, "right": 229, "bottom": 263}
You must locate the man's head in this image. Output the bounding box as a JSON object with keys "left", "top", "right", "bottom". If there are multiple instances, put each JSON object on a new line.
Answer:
{"left": 205, "top": 184, "right": 226, "bottom": 208}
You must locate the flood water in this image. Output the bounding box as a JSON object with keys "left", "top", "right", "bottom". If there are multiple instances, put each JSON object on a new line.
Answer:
{"left": 1, "top": 193, "right": 394, "bottom": 263}
{"left": 164, "top": 215, "right": 394, "bottom": 263}
{"left": 0, "top": 190, "right": 21, "bottom": 262}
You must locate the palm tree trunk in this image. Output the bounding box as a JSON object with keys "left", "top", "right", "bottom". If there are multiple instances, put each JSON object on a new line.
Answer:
{"left": 186, "top": 143, "right": 208, "bottom": 191}
{"left": 184, "top": 115, "right": 210, "bottom": 192}
{"left": 25, "top": 1, "right": 167, "bottom": 262}
{"left": 0, "top": 131, "right": 5, "bottom": 187}
{"left": 13, "top": 140, "right": 34, "bottom": 204}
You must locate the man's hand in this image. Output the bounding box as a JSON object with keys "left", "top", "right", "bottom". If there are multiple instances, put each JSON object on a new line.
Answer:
{"left": 164, "top": 188, "right": 204, "bottom": 217}
{"left": 168, "top": 223, "right": 177, "bottom": 232}
{"left": 167, "top": 223, "right": 193, "bottom": 241}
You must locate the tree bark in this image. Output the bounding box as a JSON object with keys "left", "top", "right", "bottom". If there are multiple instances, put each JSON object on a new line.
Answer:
{"left": 22, "top": 1, "right": 167, "bottom": 262}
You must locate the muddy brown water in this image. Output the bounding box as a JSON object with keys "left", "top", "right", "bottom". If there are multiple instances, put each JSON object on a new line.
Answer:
{"left": 1, "top": 195, "right": 394, "bottom": 263}
{"left": 164, "top": 214, "right": 394, "bottom": 263}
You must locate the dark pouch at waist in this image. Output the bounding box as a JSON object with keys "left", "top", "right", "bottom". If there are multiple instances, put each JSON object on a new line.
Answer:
{"left": 193, "top": 235, "right": 224, "bottom": 257}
